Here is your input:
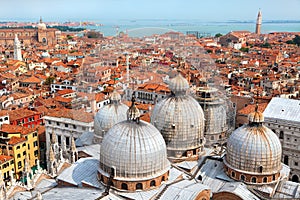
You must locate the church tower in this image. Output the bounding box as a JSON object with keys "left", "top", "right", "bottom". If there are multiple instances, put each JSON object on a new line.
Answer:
{"left": 13, "top": 34, "right": 22, "bottom": 61}
{"left": 255, "top": 9, "right": 262, "bottom": 34}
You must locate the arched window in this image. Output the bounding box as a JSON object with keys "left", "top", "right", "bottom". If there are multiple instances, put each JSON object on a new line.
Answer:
{"left": 150, "top": 180, "right": 156, "bottom": 187}
{"left": 121, "top": 183, "right": 128, "bottom": 190}
{"left": 273, "top": 174, "right": 276, "bottom": 181}
{"left": 231, "top": 171, "right": 235, "bottom": 178}
{"left": 258, "top": 166, "right": 263, "bottom": 173}
{"left": 162, "top": 176, "right": 165, "bottom": 182}
{"left": 136, "top": 183, "right": 143, "bottom": 190}
{"left": 279, "top": 131, "right": 284, "bottom": 139}
{"left": 251, "top": 177, "right": 257, "bottom": 183}
{"left": 240, "top": 175, "right": 245, "bottom": 181}
{"left": 292, "top": 175, "right": 299, "bottom": 183}
{"left": 263, "top": 177, "right": 268, "bottom": 183}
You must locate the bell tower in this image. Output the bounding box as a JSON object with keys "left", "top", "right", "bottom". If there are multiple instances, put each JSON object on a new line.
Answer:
{"left": 13, "top": 34, "right": 22, "bottom": 61}
{"left": 255, "top": 9, "right": 262, "bottom": 34}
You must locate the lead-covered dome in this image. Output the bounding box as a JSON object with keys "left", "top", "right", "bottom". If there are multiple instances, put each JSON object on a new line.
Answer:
{"left": 224, "top": 106, "right": 282, "bottom": 184}
{"left": 196, "top": 86, "right": 229, "bottom": 147}
{"left": 94, "top": 90, "right": 128, "bottom": 142}
{"left": 99, "top": 99, "right": 170, "bottom": 191}
{"left": 151, "top": 72, "right": 205, "bottom": 161}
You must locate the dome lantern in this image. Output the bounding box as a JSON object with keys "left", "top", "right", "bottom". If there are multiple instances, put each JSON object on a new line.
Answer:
{"left": 168, "top": 72, "right": 189, "bottom": 96}
{"left": 126, "top": 93, "right": 140, "bottom": 122}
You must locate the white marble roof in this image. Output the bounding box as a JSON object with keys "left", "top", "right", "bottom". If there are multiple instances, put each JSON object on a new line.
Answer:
{"left": 264, "top": 97, "right": 300, "bottom": 123}
{"left": 57, "top": 157, "right": 103, "bottom": 189}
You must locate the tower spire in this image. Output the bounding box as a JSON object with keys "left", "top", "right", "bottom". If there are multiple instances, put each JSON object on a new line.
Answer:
{"left": 255, "top": 9, "right": 262, "bottom": 34}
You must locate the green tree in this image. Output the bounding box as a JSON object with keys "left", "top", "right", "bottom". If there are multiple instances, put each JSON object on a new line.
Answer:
{"left": 215, "top": 33, "right": 223, "bottom": 38}
{"left": 67, "top": 35, "right": 73, "bottom": 40}
{"left": 240, "top": 47, "right": 249, "bottom": 53}
{"left": 86, "top": 31, "right": 101, "bottom": 38}
{"left": 261, "top": 42, "right": 271, "bottom": 48}
{"left": 293, "top": 35, "right": 300, "bottom": 46}
{"left": 45, "top": 76, "right": 55, "bottom": 85}
{"left": 286, "top": 40, "right": 294, "bottom": 45}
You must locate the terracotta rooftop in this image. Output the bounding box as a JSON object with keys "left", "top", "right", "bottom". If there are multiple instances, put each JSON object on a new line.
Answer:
{"left": 46, "top": 108, "right": 94, "bottom": 123}
{"left": 0, "top": 155, "right": 13, "bottom": 163}
{"left": 8, "top": 108, "right": 41, "bottom": 121}
{"left": 238, "top": 103, "right": 268, "bottom": 115}
{"left": 8, "top": 136, "right": 26, "bottom": 145}
{"left": 1, "top": 124, "right": 36, "bottom": 135}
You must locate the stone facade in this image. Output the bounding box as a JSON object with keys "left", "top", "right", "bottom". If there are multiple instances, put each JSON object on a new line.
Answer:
{"left": 265, "top": 121, "right": 300, "bottom": 183}
{"left": 99, "top": 171, "right": 169, "bottom": 192}
{"left": 0, "top": 28, "right": 59, "bottom": 46}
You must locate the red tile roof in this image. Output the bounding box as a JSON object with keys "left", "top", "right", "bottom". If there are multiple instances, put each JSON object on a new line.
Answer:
{"left": 1, "top": 124, "right": 35, "bottom": 135}
{"left": 8, "top": 136, "right": 26, "bottom": 145}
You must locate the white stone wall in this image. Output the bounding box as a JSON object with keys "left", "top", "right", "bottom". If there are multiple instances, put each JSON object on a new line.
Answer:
{"left": 265, "top": 119, "right": 300, "bottom": 182}
{"left": 44, "top": 116, "right": 94, "bottom": 162}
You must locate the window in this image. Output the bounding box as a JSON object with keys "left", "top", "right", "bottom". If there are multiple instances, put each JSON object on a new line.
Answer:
{"left": 28, "top": 144, "right": 30, "bottom": 150}
{"left": 279, "top": 131, "right": 284, "bottom": 139}
{"left": 136, "top": 183, "right": 143, "bottom": 190}
{"left": 33, "top": 132, "right": 38, "bottom": 137}
{"left": 34, "top": 150, "right": 39, "bottom": 157}
{"left": 58, "top": 135, "right": 61, "bottom": 144}
{"left": 263, "top": 177, "right": 268, "bottom": 183}
{"left": 17, "top": 154, "right": 21, "bottom": 158}
{"left": 295, "top": 162, "right": 298, "bottom": 166}
{"left": 73, "top": 125, "right": 77, "bottom": 129}
{"left": 150, "top": 180, "right": 156, "bottom": 187}
{"left": 82, "top": 127, "right": 86, "bottom": 131}
{"left": 251, "top": 177, "right": 257, "bottom": 183}
{"left": 284, "top": 155, "right": 289, "bottom": 165}
{"left": 121, "top": 183, "right": 128, "bottom": 190}
{"left": 66, "top": 137, "right": 70, "bottom": 146}
{"left": 240, "top": 175, "right": 245, "bottom": 181}
{"left": 65, "top": 124, "right": 68, "bottom": 128}
{"left": 48, "top": 121, "right": 52, "bottom": 125}
{"left": 33, "top": 141, "right": 38, "bottom": 147}
{"left": 16, "top": 146, "right": 20, "bottom": 150}
{"left": 231, "top": 171, "right": 235, "bottom": 178}
{"left": 18, "top": 161, "right": 22, "bottom": 169}
{"left": 23, "top": 151, "right": 26, "bottom": 156}
{"left": 56, "top": 122, "right": 60, "bottom": 126}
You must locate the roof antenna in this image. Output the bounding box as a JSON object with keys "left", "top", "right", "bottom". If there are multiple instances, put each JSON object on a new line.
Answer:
{"left": 255, "top": 90, "right": 259, "bottom": 112}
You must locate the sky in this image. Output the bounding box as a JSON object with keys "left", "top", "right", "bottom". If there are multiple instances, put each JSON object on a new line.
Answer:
{"left": 0, "top": 0, "right": 300, "bottom": 22}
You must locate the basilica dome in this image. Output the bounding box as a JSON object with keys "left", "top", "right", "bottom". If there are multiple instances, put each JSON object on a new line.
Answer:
{"left": 224, "top": 106, "right": 282, "bottom": 184}
{"left": 99, "top": 98, "right": 170, "bottom": 191}
{"left": 94, "top": 90, "right": 128, "bottom": 142}
{"left": 196, "top": 86, "right": 228, "bottom": 147}
{"left": 151, "top": 73, "right": 205, "bottom": 160}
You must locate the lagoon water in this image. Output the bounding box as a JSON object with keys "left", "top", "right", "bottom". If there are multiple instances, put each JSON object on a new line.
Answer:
{"left": 85, "top": 19, "right": 300, "bottom": 37}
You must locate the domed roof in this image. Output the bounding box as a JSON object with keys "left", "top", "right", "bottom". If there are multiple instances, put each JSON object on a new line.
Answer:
{"left": 168, "top": 73, "right": 189, "bottom": 95}
{"left": 151, "top": 73, "right": 205, "bottom": 156}
{"left": 100, "top": 115, "right": 170, "bottom": 181}
{"left": 94, "top": 91, "right": 128, "bottom": 138}
{"left": 225, "top": 110, "right": 282, "bottom": 175}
